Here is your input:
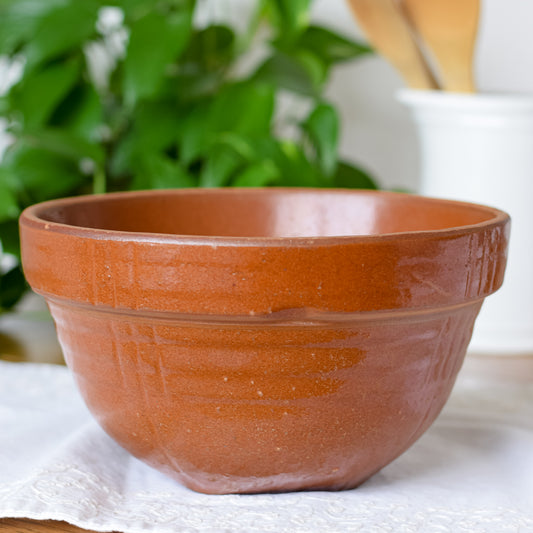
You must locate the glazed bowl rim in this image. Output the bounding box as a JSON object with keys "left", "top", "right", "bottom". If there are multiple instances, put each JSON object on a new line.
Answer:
{"left": 20, "top": 188, "right": 509, "bottom": 248}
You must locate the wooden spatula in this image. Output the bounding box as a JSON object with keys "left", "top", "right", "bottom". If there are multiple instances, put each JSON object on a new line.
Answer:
{"left": 401, "top": 0, "right": 480, "bottom": 92}
{"left": 346, "top": 0, "right": 439, "bottom": 90}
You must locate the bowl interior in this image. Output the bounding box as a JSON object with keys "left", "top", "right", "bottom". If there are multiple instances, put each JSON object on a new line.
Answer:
{"left": 35, "top": 189, "right": 499, "bottom": 239}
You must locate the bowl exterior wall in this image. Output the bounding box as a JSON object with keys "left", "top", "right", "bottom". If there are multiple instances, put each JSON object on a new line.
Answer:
{"left": 49, "top": 299, "right": 480, "bottom": 494}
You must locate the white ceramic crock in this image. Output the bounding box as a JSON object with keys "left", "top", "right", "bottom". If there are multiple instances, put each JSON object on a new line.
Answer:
{"left": 398, "top": 89, "right": 533, "bottom": 356}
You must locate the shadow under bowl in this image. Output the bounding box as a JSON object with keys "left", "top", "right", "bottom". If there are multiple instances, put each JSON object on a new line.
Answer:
{"left": 19, "top": 188, "right": 510, "bottom": 494}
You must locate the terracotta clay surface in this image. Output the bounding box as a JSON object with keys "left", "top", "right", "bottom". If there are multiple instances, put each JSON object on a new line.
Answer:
{"left": 19, "top": 188, "right": 510, "bottom": 494}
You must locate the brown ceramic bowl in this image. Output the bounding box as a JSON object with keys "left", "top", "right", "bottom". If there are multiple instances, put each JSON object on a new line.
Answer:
{"left": 20, "top": 188, "right": 510, "bottom": 494}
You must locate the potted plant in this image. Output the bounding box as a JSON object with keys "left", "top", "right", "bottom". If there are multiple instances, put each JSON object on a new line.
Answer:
{"left": 0, "top": 0, "right": 377, "bottom": 312}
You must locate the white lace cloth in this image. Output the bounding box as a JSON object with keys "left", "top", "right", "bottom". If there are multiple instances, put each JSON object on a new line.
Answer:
{"left": 0, "top": 361, "right": 532, "bottom": 533}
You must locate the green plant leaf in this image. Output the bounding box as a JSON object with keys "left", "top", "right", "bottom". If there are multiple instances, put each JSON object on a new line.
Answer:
{"left": 209, "top": 82, "right": 275, "bottom": 138}
{"left": 269, "top": 140, "right": 325, "bottom": 187}
{"left": 118, "top": 0, "right": 158, "bottom": 11}
{"left": 178, "top": 83, "right": 275, "bottom": 169}
{"left": 0, "top": 168, "right": 20, "bottom": 224}
{"left": 214, "top": 133, "right": 257, "bottom": 161}
{"left": 0, "top": 265, "right": 27, "bottom": 311}
{"left": 232, "top": 160, "right": 280, "bottom": 187}
{"left": 172, "top": 70, "right": 225, "bottom": 103}
{"left": 332, "top": 161, "right": 378, "bottom": 190}
{"left": 22, "top": 129, "right": 105, "bottom": 167}
{"left": 171, "top": 25, "right": 236, "bottom": 102}
{"left": 124, "top": 8, "right": 193, "bottom": 105}
{"left": 49, "top": 83, "right": 104, "bottom": 142}
{"left": 8, "top": 57, "right": 82, "bottom": 130}
{"left": 0, "top": 220, "right": 21, "bottom": 259}
{"left": 110, "top": 101, "right": 181, "bottom": 178}
{"left": 118, "top": 0, "right": 198, "bottom": 24}
{"left": 0, "top": 0, "right": 68, "bottom": 55}
{"left": 302, "top": 102, "right": 339, "bottom": 177}
{"left": 132, "top": 101, "right": 180, "bottom": 153}
{"left": 253, "top": 52, "right": 318, "bottom": 97}
{"left": 2, "top": 143, "right": 86, "bottom": 203}
{"left": 297, "top": 26, "right": 373, "bottom": 66}
{"left": 177, "top": 104, "right": 210, "bottom": 167}
{"left": 24, "top": 2, "right": 99, "bottom": 70}
{"left": 131, "top": 153, "right": 195, "bottom": 190}
{"left": 269, "top": 0, "right": 311, "bottom": 45}
{"left": 181, "top": 25, "right": 236, "bottom": 73}
{"left": 109, "top": 133, "right": 133, "bottom": 179}
{"left": 292, "top": 49, "right": 328, "bottom": 89}
{"left": 199, "top": 144, "right": 244, "bottom": 188}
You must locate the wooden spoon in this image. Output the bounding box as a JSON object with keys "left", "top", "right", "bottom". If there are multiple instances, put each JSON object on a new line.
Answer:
{"left": 401, "top": 0, "right": 480, "bottom": 92}
{"left": 346, "top": 0, "right": 439, "bottom": 90}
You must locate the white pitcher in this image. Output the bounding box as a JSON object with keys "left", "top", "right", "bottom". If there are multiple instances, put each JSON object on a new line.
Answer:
{"left": 398, "top": 89, "right": 533, "bottom": 356}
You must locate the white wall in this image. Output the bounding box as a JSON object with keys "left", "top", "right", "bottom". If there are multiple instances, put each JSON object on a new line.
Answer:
{"left": 316, "top": 0, "right": 533, "bottom": 191}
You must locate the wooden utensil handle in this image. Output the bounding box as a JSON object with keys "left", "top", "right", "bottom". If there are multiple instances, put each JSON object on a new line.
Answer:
{"left": 347, "top": 0, "right": 439, "bottom": 90}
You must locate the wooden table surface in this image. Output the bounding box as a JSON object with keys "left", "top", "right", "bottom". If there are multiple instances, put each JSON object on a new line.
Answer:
{"left": 0, "top": 518, "right": 109, "bottom": 533}
{"left": 1, "top": 305, "right": 532, "bottom": 533}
